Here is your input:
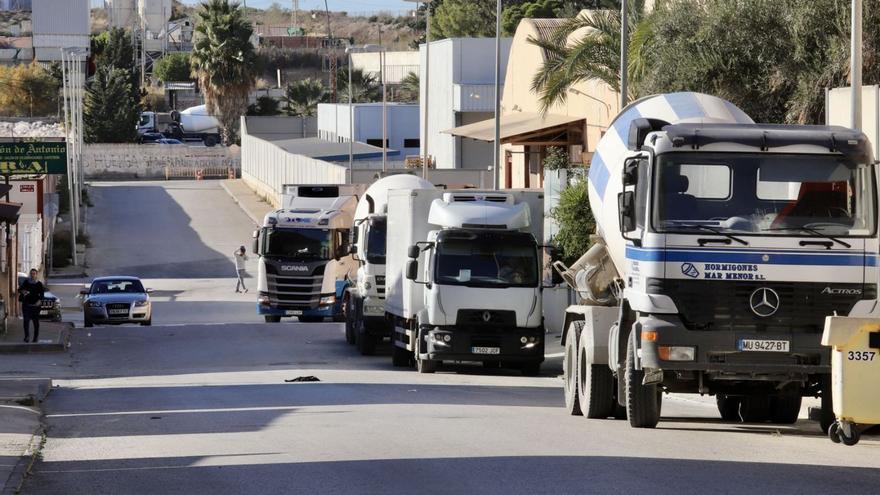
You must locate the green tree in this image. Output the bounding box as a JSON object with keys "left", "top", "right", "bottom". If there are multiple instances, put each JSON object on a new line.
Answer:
{"left": 83, "top": 65, "right": 140, "bottom": 143}
{"left": 248, "top": 95, "right": 281, "bottom": 116}
{"left": 396, "top": 71, "right": 420, "bottom": 102}
{"left": 283, "top": 78, "right": 327, "bottom": 116}
{"left": 502, "top": 0, "right": 563, "bottom": 36}
{"left": 336, "top": 67, "right": 381, "bottom": 103}
{"left": 551, "top": 179, "right": 594, "bottom": 264}
{"left": 0, "top": 63, "right": 59, "bottom": 117}
{"left": 431, "top": 0, "right": 498, "bottom": 39}
{"left": 190, "top": 0, "right": 258, "bottom": 144}
{"left": 154, "top": 53, "right": 192, "bottom": 82}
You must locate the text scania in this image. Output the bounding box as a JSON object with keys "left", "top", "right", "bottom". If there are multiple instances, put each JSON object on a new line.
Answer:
{"left": 702, "top": 263, "right": 767, "bottom": 280}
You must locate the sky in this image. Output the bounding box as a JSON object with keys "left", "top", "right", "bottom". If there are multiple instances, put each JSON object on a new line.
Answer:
{"left": 92, "top": 1, "right": 417, "bottom": 14}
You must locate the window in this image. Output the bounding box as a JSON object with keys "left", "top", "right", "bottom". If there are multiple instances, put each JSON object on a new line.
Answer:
{"left": 366, "top": 139, "right": 389, "bottom": 148}
{"left": 678, "top": 163, "right": 731, "bottom": 199}
{"left": 404, "top": 138, "right": 420, "bottom": 148}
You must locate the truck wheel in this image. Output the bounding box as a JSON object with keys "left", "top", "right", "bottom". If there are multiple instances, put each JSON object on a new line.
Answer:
{"left": 392, "top": 344, "right": 411, "bottom": 367}
{"left": 356, "top": 329, "right": 376, "bottom": 356}
{"left": 416, "top": 355, "right": 437, "bottom": 373}
{"left": 716, "top": 395, "right": 740, "bottom": 421}
{"left": 563, "top": 321, "right": 583, "bottom": 416}
{"left": 625, "top": 337, "right": 661, "bottom": 428}
{"left": 520, "top": 361, "right": 541, "bottom": 376}
{"left": 770, "top": 393, "right": 802, "bottom": 424}
{"left": 204, "top": 135, "right": 218, "bottom": 147}
{"left": 819, "top": 375, "right": 835, "bottom": 434}
{"left": 578, "top": 324, "right": 614, "bottom": 419}
{"left": 264, "top": 315, "right": 282, "bottom": 323}
{"left": 343, "top": 295, "right": 355, "bottom": 345}
{"left": 739, "top": 395, "right": 771, "bottom": 423}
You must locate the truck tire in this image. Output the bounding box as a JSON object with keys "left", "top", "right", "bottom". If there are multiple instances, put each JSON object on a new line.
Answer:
{"left": 770, "top": 393, "right": 802, "bottom": 424}
{"left": 578, "top": 322, "right": 615, "bottom": 419}
{"left": 343, "top": 295, "right": 355, "bottom": 345}
{"left": 625, "top": 337, "right": 661, "bottom": 428}
{"left": 416, "top": 355, "right": 437, "bottom": 373}
{"left": 739, "top": 395, "right": 771, "bottom": 423}
{"left": 819, "top": 375, "right": 835, "bottom": 433}
{"left": 356, "top": 328, "right": 376, "bottom": 356}
{"left": 392, "top": 344, "right": 411, "bottom": 367}
{"left": 563, "top": 321, "right": 583, "bottom": 416}
{"left": 716, "top": 395, "right": 740, "bottom": 421}
{"left": 264, "top": 315, "right": 281, "bottom": 323}
{"left": 204, "top": 135, "right": 218, "bottom": 147}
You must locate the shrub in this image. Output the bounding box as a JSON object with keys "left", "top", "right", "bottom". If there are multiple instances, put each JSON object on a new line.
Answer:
{"left": 551, "top": 179, "right": 595, "bottom": 265}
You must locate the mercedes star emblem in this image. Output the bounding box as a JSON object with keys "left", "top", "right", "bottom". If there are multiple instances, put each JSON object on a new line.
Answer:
{"left": 749, "top": 288, "right": 780, "bottom": 317}
{"left": 482, "top": 311, "right": 492, "bottom": 322}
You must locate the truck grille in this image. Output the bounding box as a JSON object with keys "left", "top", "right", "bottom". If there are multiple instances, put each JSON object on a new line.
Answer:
{"left": 265, "top": 264, "right": 326, "bottom": 309}
{"left": 456, "top": 309, "right": 517, "bottom": 328}
{"left": 649, "top": 279, "right": 874, "bottom": 333}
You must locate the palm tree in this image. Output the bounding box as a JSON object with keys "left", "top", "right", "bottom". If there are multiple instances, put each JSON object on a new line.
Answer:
{"left": 396, "top": 71, "right": 420, "bottom": 102}
{"left": 336, "top": 67, "right": 381, "bottom": 103}
{"left": 190, "top": 0, "right": 257, "bottom": 144}
{"left": 283, "top": 78, "right": 328, "bottom": 116}
{"left": 528, "top": 3, "right": 650, "bottom": 113}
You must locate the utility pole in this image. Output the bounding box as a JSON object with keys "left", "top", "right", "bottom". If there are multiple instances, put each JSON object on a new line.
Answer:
{"left": 492, "top": 0, "right": 501, "bottom": 190}
{"left": 619, "top": 0, "right": 629, "bottom": 110}
{"left": 851, "top": 0, "right": 863, "bottom": 130}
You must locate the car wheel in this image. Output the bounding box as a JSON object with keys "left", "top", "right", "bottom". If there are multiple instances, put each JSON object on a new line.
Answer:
{"left": 264, "top": 315, "right": 282, "bottom": 323}
{"left": 141, "top": 319, "right": 152, "bottom": 326}
{"left": 84, "top": 314, "right": 93, "bottom": 328}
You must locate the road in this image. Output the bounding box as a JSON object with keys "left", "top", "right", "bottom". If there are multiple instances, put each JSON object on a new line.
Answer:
{"left": 11, "top": 181, "right": 879, "bottom": 494}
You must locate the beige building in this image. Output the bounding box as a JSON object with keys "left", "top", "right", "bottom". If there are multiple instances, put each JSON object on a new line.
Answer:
{"left": 446, "top": 13, "right": 620, "bottom": 189}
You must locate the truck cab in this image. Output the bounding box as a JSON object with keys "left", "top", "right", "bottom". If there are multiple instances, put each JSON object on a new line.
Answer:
{"left": 254, "top": 185, "right": 358, "bottom": 323}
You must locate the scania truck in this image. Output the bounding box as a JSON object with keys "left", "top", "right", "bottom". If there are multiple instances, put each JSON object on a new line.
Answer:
{"left": 253, "top": 184, "right": 359, "bottom": 323}
{"left": 385, "top": 189, "right": 545, "bottom": 374}
{"left": 558, "top": 92, "right": 877, "bottom": 430}
{"left": 344, "top": 174, "right": 434, "bottom": 355}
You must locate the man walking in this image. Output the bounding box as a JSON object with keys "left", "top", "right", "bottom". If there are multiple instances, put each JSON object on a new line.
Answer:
{"left": 19, "top": 268, "right": 44, "bottom": 343}
{"left": 234, "top": 245, "right": 249, "bottom": 293}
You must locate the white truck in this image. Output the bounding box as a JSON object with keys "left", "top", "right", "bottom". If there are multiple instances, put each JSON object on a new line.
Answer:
{"left": 344, "top": 174, "right": 434, "bottom": 355}
{"left": 558, "top": 92, "right": 878, "bottom": 430}
{"left": 137, "top": 105, "right": 221, "bottom": 146}
{"left": 253, "top": 184, "right": 359, "bottom": 323}
{"left": 385, "top": 189, "right": 545, "bottom": 374}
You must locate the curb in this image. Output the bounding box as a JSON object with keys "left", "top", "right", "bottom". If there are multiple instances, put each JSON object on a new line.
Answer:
{"left": 0, "top": 422, "right": 43, "bottom": 495}
{"left": 0, "top": 326, "right": 71, "bottom": 354}
{"left": 219, "top": 180, "right": 263, "bottom": 225}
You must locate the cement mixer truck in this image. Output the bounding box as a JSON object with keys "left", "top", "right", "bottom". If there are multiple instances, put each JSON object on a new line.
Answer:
{"left": 558, "top": 92, "right": 878, "bottom": 431}
{"left": 137, "top": 105, "right": 221, "bottom": 147}
{"left": 343, "top": 173, "right": 434, "bottom": 355}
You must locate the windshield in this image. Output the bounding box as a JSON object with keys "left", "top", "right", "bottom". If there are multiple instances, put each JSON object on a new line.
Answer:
{"left": 91, "top": 280, "right": 145, "bottom": 294}
{"left": 653, "top": 153, "right": 876, "bottom": 236}
{"left": 434, "top": 232, "right": 539, "bottom": 288}
{"left": 263, "top": 228, "right": 331, "bottom": 260}
{"left": 366, "top": 218, "right": 386, "bottom": 264}
{"left": 138, "top": 114, "right": 150, "bottom": 126}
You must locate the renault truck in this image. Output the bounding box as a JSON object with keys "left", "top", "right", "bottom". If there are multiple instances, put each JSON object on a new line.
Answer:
{"left": 385, "top": 189, "right": 545, "bottom": 374}
{"left": 254, "top": 184, "right": 359, "bottom": 323}
{"left": 344, "top": 174, "right": 434, "bottom": 355}
{"left": 557, "top": 92, "right": 877, "bottom": 431}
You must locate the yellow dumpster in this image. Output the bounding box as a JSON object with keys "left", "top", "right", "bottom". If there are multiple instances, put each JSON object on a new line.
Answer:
{"left": 821, "top": 316, "right": 880, "bottom": 445}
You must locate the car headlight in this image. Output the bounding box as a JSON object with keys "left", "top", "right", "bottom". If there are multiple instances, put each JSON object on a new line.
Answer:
{"left": 134, "top": 300, "right": 149, "bottom": 307}
{"left": 319, "top": 295, "right": 336, "bottom": 305}
{"left": 258, "top": 295, "right": 271, "bottom": 306}
{"left": 87, "top": 301, "right": 103, "bottom": 308}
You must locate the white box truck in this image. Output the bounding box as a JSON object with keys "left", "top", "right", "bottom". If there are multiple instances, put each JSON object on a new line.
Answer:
{"left": 385, "top": 189, "right": 545, "bottom": 374}
{"left": 558, "top": 92, "right": 878, "bottom": 431}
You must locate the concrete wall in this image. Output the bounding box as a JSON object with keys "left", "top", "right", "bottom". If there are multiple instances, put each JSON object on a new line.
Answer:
{"left": 318, "top": 103, "right": 420, "bottom": 157}
{"left": 350, "top": 51, "right": 419, "bottom": 85}
{"left": 83, "top": 144, "right": 240, "bottom": 180}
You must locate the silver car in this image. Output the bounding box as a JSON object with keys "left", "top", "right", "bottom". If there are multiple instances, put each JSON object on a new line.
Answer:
{"left": 81, "top": 276, "right": 152, "bottom": 327}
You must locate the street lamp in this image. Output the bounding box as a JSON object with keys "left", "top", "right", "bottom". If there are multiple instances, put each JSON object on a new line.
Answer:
{"left": 493, "top": 0, "right": 501, "bottom": 190}
{"left": 345, "top": 44, "right": 386, "bottom": 181}
{"left": 405, "top": 0, "right": 432, "bottom": 180}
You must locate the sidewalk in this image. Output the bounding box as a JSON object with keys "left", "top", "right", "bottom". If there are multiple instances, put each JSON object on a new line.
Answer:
{"left": 220, "top": 179, "right": 274, "bottom": 226}
{"left": 0, "top": 319, "right": 71, "bottom": 353}
{"left": 0, "top": 378, "right": 50, "bottom": 495}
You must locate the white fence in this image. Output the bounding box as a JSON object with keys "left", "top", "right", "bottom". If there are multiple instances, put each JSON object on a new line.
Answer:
{"left": 84, "top": 144, "right": 240, "bottom": 180}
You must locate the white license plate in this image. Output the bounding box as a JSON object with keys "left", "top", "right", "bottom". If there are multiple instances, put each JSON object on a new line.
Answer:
{"left": 108, "top": 309, "right": 128, "bottom": 315}
{"left": 472, "top": 346, "right": 500, "bottom": 355}
{"left": 285, "top": 310, "right": 303, "bottom": 316}
{"left": 40, "top": 310, "right": 48, "bottom": 316}
{"left": 738, "top": 339, "right": 790, "bottom": 352}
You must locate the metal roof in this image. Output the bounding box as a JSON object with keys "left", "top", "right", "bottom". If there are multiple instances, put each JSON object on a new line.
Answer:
{"left": 271, "top": 137, "right": 399, "bottom": 161}
{"left": 443, "top": 112, "right": 584, "bottom": 142}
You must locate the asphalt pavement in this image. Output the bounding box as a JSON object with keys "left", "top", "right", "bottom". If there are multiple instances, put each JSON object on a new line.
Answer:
{"left": 10, "top": 180, "right": 879, "bottom": 494}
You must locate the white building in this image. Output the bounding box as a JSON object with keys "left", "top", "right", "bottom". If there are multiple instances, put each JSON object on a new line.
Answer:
{"left": 32, "top": 0, "right": 89, "bottom": 61}
{"left": 350, "top": 51, "right": 420, "bottom": 85}
{"left": 420, "top": 37, "right": 513, "bottom": 170}
{"left": 317, "top": 103, "right": 421, "bottom": 164}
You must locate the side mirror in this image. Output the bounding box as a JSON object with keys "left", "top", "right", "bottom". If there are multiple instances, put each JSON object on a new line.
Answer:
{"left": 618, "top": 191, "right": 637, "bottom": 233}
{"left": 146, "top": 288, "right": 154, "bottom": 294}
{"left": 406, "top": 259, "right": 419, "bottom": 281}
{"left": 252, "top": 229, "right": 260, "bottom": 254}
{"left": 622, "top": 157, "right": 640, "bottom": 186}
{"left": 407, "top": 245, "right": 420, "bottom": 259}
{"left": 79, "top": 289, "right": 89, "bottom": 296}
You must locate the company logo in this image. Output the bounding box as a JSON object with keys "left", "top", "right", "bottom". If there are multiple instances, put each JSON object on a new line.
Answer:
{"left": 482, "top": 311, "right": 492, "bottom": 322}
{"left": 821, "top": 287, "right": 862, "bottom": 296}
{"left": 280, "top": 265, "right": 309, "bottom": 272}
{"left": 681, "top": 263, "right": 700, "bottom": 278}
{"left": 749, "top": 288, "right": 780, "bottom": 317}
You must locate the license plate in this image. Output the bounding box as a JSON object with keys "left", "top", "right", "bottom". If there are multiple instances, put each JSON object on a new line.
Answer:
{"left": 40, "top": 310, "right": 48, "bottom": 316}
{"left": 108, "top": 309, "right": 128, "bottom": 315}
{"left": 472, "top": 346, "right": 500, "bottom": 355}
{"left": 738, "top": 339, "right": 790, "bottom": 352}
{"left": 285, "top": 310, "right": 302, "bottom": 316}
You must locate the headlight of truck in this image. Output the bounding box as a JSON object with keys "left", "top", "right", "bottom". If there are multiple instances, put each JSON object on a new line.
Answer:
{"left": 658, "top": 346, "right": 696, "bottom": 362}
{"left": 258, "top": 295, "right": 271, "bottom": 306}
{"left": 319, "top": 295, "right": 336, "bottom": 306}
{"left": 134, "top": 300, "right": 149, "bottom": 307}
{"left": 87, "top": 301, "right": 103, "bottom": 308}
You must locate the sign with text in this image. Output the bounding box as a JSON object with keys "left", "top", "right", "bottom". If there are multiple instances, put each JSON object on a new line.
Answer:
{"left": 0, "top": 141, "right": 67, "bottom": 175}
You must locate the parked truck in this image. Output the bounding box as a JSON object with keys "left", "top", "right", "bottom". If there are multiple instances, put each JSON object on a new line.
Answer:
{"left": 385, "top": 189, "right": 545, "bottom": 374}
{"left": 137, "top": 105, "right": 221, "bottom": 147}
{"left": 558, "top": 92, "right": 878, "bottom": 430}
{"left": 253, "top": 184, "right": 359, "bottom": 323}
{"left": 344, "top": 173, "right": 435, "bottom": 355}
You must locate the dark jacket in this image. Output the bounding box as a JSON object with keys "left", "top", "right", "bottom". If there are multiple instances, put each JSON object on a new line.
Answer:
{"left": 19, "top": 279, "right": 44, "bottom": 307}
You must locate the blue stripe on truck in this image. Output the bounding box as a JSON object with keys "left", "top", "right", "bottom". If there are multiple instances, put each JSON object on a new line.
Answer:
{"left": 589, "top": 152, "right": 610, "bottom": 197}
{"left": 625, "top": 246, "right": 878, "bottom": 266}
